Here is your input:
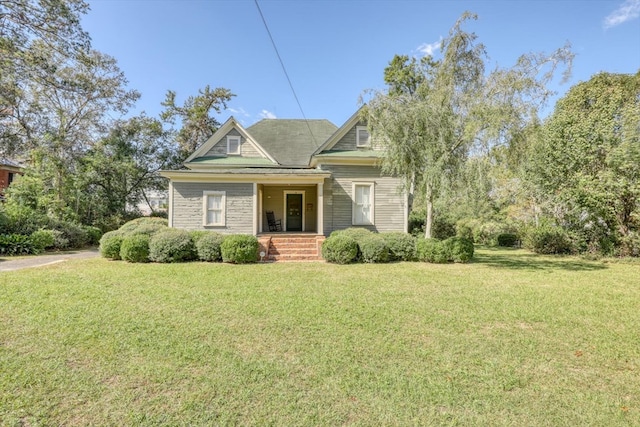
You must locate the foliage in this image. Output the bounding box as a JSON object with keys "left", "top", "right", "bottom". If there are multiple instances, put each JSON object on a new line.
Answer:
{"left": 497, "top": 233, "right": 519, "bottom": 247}
{"left": 160, "top": 85, "right": 235, "bottom": 157}
{"left": 120, "top": 234, "right": 151, "bottom": 263}
{"left": 195, "top": 232, "right": 225, "bottom": 262}
{"left": 358, "top": 234, "right": 390, "bottom": 263}
{"left": 99, "top": 231, "right": 124, "bottom": 260}
{"left": 365, "top": 12, "right": 572, "bottom": 238}
{"left": 322, "top": 234, "right": 358, "bottom": 264}
{"left": 47, "top": 219, "right": 89, "bottom": 249}
{"left": 29, "top": 229, "right": 56, "bottom": 254}
{"left": 0, "top": 204, "right": 49, "bottom": 235}
{"left": 523, "top": 225, "right": 574, "bottom": 255}
{"left": 0, "top": 234, "right": 35, "bottom": 255}
{"left": 220, "top": 234, "right": 258, "bottom": 264}
{"left": 444, "top": 236, "right": 475, "bottom": 263}
{"left": 118, "top": 217, "right": 168, "bottom": 236}
{"left": 83, "top": 226, "right": 103, "bottom": 246}
{"left": 528, "top": 71, "right": 640, "bottom": 255}
{"left": 416, "top": 238, "right": 449, "bottom": 263}
{"left": 381, "top": 232, "right": 416, "bottom": 261}
{"left": 149, "top": 229, "right": 196, "bottom": 263}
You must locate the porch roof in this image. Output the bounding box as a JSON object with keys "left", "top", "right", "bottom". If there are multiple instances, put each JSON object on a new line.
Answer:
{"left": 160, "top": 168, "right": 331, "bottom": 184}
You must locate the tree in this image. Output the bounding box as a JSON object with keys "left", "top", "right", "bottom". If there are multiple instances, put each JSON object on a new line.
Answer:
{"left": 160, "top": 85, "right": 235, "bottom": 157}
{"left": 528, "top": 71, "right": 640, "bottom": 254}
{"left": 364, "top": 12, "right": 572, "bottom": 237}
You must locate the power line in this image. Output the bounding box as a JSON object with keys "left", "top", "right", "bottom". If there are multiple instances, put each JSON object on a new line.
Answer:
{"left": 254, "top": 0, "right": 319, "bottom": 148}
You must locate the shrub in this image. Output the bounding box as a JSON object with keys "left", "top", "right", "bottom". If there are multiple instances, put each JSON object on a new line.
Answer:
{"left": 358, "top": 234, "right": 390, "bottom": 263}
{"left": 322, "top": 234, "right": 358, "bottom": 264}
{"left": 618, "top": 233, "right": 640, "bottom": 257}
{"left": 0, "top": 234, "right": 35, "bottom": 256}
{"left": 220, "top": 234, "right": 258, "bottom": 264}
{"left": 119, "top": 217, "right": 168, "bottom": 235}
{"left": 83, "top": 226, "right": 103, "bottom": 246}
{"left": 149, "top": 229, "right": 196, "bottom": 263}
{"left": 195, "top": 232, "right": 225, "bottom": 262}
{"left": 120, "top": 234, "right": 151, "bottom": 263}
{"left": 444, "top": 236, "right": 474, "bottom": 263}
{"left": 2, "top": 205, "right": 49, "bottom": 235}
{"left": 99, "top": 231, "right": 124, "bottom": 260}
{"left": 48, "top": 219, "right": 89, "bottom": 249}
{"left": 30, "top": 229, "right": 56, "bottom": 254}
{"left": 524, "top": 225, "right": 574, "bottom": 255}
{"left": 332, "top": 227, "right": 373, "bottom": 242}
{"left": 381, "top": 232, "right": 416, "bottom": 261}
{"left": 497, "top": 233, "right": 519, "bottom": 247}
{"left": 416, "top": 238, "right": 449, "bottom": 263}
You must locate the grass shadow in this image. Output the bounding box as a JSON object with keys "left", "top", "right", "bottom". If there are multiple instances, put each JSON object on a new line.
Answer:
{"left": 473, "top": 246, "right": 607, "bottom": 271}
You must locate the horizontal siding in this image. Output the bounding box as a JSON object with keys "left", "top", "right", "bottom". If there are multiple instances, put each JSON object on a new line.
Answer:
{"left": 322, "top": 165, "right": 405, "bottom": 235}
{"left": 171, "top": 182, "right": 253, "bottom": 234}
{"left": 331, "top": 121, "right": 382, "bottom": 151}
{"left": 203, "top": 129, "right": 263, "bottom": 158}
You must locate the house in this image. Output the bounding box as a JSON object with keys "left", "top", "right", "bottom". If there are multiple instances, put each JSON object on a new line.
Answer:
{"left": 160, "top": 108, "right": 408, "bottom": 260}
{"left": 0, "top": 158, "right": 24, "bottom": 200}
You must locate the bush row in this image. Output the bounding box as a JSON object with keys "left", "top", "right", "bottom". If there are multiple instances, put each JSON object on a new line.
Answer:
{"left": 321, "top": 228, "right": 474, "bottom": 264}
{"left": 99, "top": 217, "right": 258, "bottom": 264}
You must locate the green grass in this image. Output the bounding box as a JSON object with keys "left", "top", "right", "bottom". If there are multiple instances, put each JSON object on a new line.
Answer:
{"left": 1, "top": 248, "right": 639, "bottom": 426}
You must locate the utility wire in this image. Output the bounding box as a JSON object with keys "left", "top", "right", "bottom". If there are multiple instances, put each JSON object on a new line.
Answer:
{"left": 254, "top": 0, "right": 319, "bottom": 148}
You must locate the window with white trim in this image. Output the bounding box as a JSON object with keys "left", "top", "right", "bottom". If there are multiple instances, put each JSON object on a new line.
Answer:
{"left": 352, "top": 183, "right": 374, "bottom": 225}
{"left": 203, "top": 191, "right": 226, "bottom": 226}
{"left": 356, "top": 126, "right": 371, "bottom": 147}
{"left": 227, "top": 135, "right": 241, "bottom": 155}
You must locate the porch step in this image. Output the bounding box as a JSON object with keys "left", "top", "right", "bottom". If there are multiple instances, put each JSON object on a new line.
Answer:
{"left": 261, "top": 235, "right": 325, "bottom": 262}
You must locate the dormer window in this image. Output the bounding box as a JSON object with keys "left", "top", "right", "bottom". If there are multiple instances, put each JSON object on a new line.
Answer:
{"left": 356, "top": 126, "right": 370, "bottom": 147}
{"left": 227, "top": 135, "right": 241, "bottom": 155}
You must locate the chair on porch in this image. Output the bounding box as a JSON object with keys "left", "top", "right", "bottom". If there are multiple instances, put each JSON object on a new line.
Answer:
{"left": 266, "top": 211, "right": 282, "bottom": 232}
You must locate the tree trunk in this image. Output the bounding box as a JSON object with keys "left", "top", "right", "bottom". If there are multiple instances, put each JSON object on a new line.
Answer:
{"left": 424, "top": 183, "right": 433, "bottom": 239}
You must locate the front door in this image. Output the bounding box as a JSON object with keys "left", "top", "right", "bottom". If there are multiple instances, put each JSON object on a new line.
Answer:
{"left": 286, "top": 193, "right": 303, "bottom": 231}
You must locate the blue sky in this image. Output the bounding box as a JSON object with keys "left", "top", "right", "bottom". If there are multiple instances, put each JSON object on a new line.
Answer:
{"left": 82, "top": 0, "right": 640, "bottom": 127}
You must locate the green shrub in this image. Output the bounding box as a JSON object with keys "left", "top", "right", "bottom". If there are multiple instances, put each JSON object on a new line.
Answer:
{"left": 0, "top": 234, "right": 35, "bottom": 256}
{"left": 99, "top": 231, "right": 124, "bottom": 260}
{"left": 524, "top": 225, "right": 574, "bottom": 255}
{"left": 195, "top": 232, "right": 225, "bottom": 262}
{"left": 381, "top": 232, "right": 416, "bottom": 261}
{"left": 322, "top": 234, "right": 358, "bottom": 264}
{"left": 220, "top": 234, "right": 258, "bottom": 264}
{"left": 30, "top": 229, "right": 56, "bottom": 254}
{"left": 444, "top": 236, "right": 474, "bottom": 263}
{"left": 189, "top": 230, "right": 210, "bottom": 243}
{"left": 48, "top": 219, "right": 89, "bottom": 249}
{"left": 332, "top": 227, "right": 373, "bottom": 241}
{"left": 358, "top": 234, "right": 390, "bottom": 263}
{"left": 119, "top": 217, "right": 168, "bottom": 235}
{"left": 497, "top": 233, "right": 519, "bottom": 247}
{"left": 83, "top": 226, "right": 103, "bottom": 246}
{"left": 120, "top": 234, "right": 151, "bottom": 263}
{"left": 416, "top": 238, "right": 449, "bottom": 263}
{"left": 149, "top": 229, "right": 196, "bottom": 263}
{"left": 618, "top": 233, "right": 640, "bottom": 257}
{"left": 2, "top": 205, "right": 49, "bottom": 235}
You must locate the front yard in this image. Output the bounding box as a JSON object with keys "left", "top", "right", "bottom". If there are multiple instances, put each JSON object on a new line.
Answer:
{"left": 0, "top": 248, "right": 638, "bottom": 426}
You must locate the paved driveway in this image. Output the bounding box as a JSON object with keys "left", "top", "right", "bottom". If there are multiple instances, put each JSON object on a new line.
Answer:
{"left": 0, "top": 248, "right": 100, "bottom": 272}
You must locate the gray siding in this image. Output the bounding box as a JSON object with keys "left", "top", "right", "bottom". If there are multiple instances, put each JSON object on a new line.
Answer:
{"left": 203, "top": 129, "right": 263, "bottom": 158}
{"left": 331, "top": 121, "right": 382, "bottom": 151}
{"left": 322, "top": 165, "right": 405, "bottom": 235}
{"left": 171, "top": 182, "right": 254, "bottom": 234}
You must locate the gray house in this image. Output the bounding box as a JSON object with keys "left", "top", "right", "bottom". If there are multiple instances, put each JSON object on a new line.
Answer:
{"left": 160, "top": 108, "right": 407, "bottom": 259}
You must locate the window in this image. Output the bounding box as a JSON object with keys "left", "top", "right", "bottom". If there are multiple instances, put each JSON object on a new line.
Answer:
{"left": 352, "top": 183, "right": 374, "bottom": 225}
{"left": 356, "top": 126, "right": 370, "bottom": 147}
{"left": 227, "top": 135, "right": 241, "bottom": 155}
{"left": 203, "top": 191, "right": 226, "bottom": 226}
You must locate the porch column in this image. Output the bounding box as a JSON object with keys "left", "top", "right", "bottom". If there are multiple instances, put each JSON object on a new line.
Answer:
{"left": 252, "top": 182, "right": 258, "bottom": 235}
{"left": 317, "top": 182, "right": 324, "bottom": 236}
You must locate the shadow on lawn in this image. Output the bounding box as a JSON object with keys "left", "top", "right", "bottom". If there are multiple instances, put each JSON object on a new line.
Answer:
{"left": 473, "top": 247, "right": 607, "bottom": 271}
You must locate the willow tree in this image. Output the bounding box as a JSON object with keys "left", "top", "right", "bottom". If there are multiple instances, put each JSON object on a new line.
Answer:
{"left": 364, "top": 12, "right": 572, "bottom": 237}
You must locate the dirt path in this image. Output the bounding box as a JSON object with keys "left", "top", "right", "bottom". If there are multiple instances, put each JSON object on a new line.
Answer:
{"left": 0, "top": 248, "right": 100, "bottom": 272}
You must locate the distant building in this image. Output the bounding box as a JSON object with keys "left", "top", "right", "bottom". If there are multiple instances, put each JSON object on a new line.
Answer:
{"left": 0, "top": 158, "right": 24, "bottom": 200}
{"left": 136, "top": 190, "right": 168, "bottom": 215}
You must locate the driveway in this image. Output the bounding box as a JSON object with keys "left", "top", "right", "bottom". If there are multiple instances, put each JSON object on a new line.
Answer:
{"left": 0, "top": 248, "right": 100, "bottom": 272}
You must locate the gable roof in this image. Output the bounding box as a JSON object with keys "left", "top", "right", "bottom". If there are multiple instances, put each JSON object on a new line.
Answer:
{"left": 184, "top": 117, "right": 277, "bottom": 164}
{"left": 246, "top": 119, "right": 337, "bottom": 166}
{"left": 313, "top": 105, "right": 366, "bottom": 155}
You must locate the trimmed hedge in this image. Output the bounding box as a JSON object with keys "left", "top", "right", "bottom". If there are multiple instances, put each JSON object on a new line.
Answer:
{"left": 99, "top": 231, "right": 124, "bottom": 260}
{"left": 416, "top": 237, "right": 474, "bottom": 264}
{"left": 358, "top": 234, "right": 389, "bottom": 263}
{"left": 322, "top": 234, "right": 358, "bottom": 264}
{"left": 120, "top": 234, "right": 151, "bottom": 263}
{"left": 524, "top": 226, "right": 574, "bottom": 255}
{"left": 220, "top": 234, "right": 258, "bottom": 264}
{"left": 445, "top": 237, "right": 475, "bottom": 263}
{"left": 149, "top": 229, "right": 196, "bottom": 263}
{"left": 381, "top": 232, "right": 416, "bottom": 261}
{"left": 195, "top": 232, "right": 225, "bottom": 262}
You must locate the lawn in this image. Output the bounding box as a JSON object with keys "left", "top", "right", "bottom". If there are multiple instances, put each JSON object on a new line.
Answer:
{"left": 0, "top": 248, "right": 638, "bottom": 426}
